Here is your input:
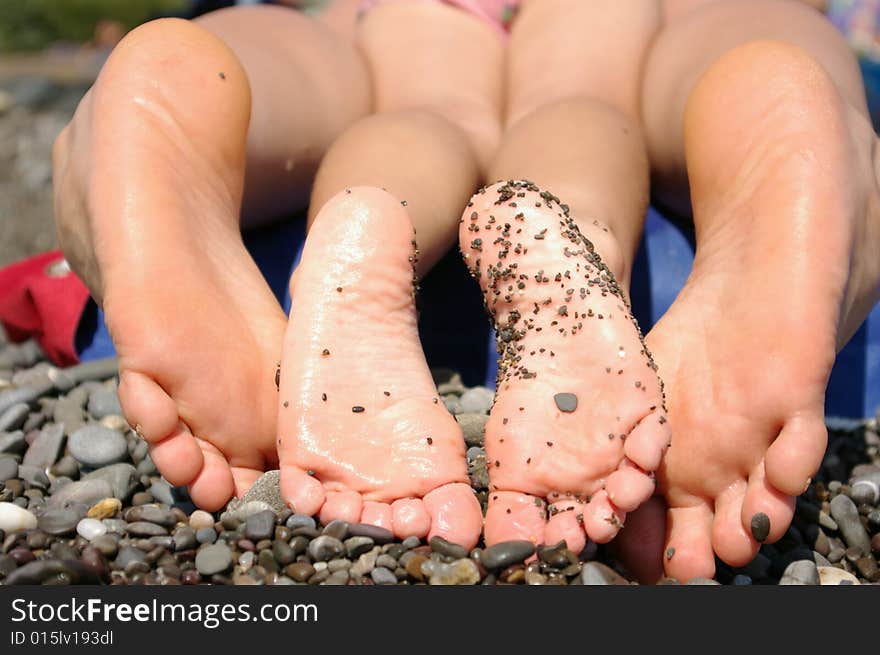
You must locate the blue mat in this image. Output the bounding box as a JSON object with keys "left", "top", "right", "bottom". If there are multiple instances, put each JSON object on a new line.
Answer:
{"left": 75, "top": 206, "right": 880, "bottom": 419}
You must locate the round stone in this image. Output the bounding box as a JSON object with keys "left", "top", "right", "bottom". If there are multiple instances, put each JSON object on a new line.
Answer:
{"left": 481, "top": 540, "right": 536, "bottom": 570}
{"left": 830, "top": 494, "right": 872, "bottom": 555}
{"left": 189, "top": 510, "right": 215, "bottom": 530}
{"left": 459, "top": 387, "right": 494, "bottom": 414}
{"left": 370, "top": 566, "right": 397, "bottom": 585}
{"left": 580, "top": 562, "right": 630, "bottom": 585}
{"left": 779, "top": 559, "right": 820, "bottom": 585}
{"left": 38, "top": 504, "right": 88, "bottom": 535}
{"left": 68, "top": 426, "right": 127, "bottom": 468}
{"left": 429, "top": 558, "right": 481, "bottom": 585}
{"left": 285, "top": 514, "right": 316, "bottom": 531}
{"left": 750, "top": 512, "right": 771, "bottom": 542}
{"left": 124, "top": 505, "right": 177, "bottom": 527}
{"left": 243, "top": 510, "right": 276, "bottom": 541}
{"left": 817, "top": 566, "right": 860, "bottom": 585}
{"left": 322, "top": 519, "right": 349, "bottom": 540}
{"left": 126, "top": 521, "right": 169, "bottom": 537}
{"left": 344, "top": 536, "right": 375, "bottom": 558}
{"left": 0, "top": 502, "right": 37, "bottom": 532}
{"left": 0, "top": 457, "right": 18, "bottom": 482}
{"left": 308, "top": 535, "right": 345, "bottom": 562}
{"left": 429, "top": 535, "right": 468, "bottom": 559}
{"left": 455, "top": 414, "right": 488, "bottom": 447}
{"left": 76, "top": 517, "right": 108, "bottom": 541}
{"left": 553, "top": 392, "right": 578, "bottom": 413}
{"left": 348, "top": 523, "right": 394, "bottom": 544}
{"left": 195, "top": 544, "right": 233, "bottom": 575}
{"left": 196, "top": 527, "right": 217, "bottom": 545}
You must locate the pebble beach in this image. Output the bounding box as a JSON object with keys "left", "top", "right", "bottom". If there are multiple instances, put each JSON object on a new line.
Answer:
{"left": 1, "top": 331, "right": 878, "bottom": 587}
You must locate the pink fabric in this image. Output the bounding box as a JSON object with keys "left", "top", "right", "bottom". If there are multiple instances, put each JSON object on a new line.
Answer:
{"left": 359, "top": 0, "right": 520, "bottom": 35}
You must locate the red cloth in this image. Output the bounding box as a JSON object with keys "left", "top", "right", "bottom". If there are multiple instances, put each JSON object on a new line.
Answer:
{"left": 0, "top": 250, "right": 90, "bottom": 366}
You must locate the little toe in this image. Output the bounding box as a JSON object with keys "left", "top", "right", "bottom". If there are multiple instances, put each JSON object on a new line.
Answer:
{"left": 391, "top": 498, "right": 431, "bottom": 539}
{"left": 423, "top": 483, "right": 482, "bottom": 550}
{"left": 187, "top": 439, "right": 235, "bottom": 512}
{"left": 665, "top": 502, "right": 716, "bottom": 581}
{"left": 361, "top": 501, "right": 394, "bottom": 531}
{"left": 147, "top": 420, "right": 204, "bottom": 487}
{"left": 545, "top": 499, "right": 587, "bottom": 555}
{"left": 711, "top": 481, "right": 757, "bottom": 567}
{"left": 606, "top": 459, "right": 656, "bottom": 512}
{"left": 623, "top": 411, "right": 671, "bottom": 474}
{"left": 484, "top": 491, "right": 546, "bottom": 547}
{"left": 320, "top": 489, "right": 364, "bottom": 525}
{"left": 764, "top": 415, "right": 827, "bottom": 496}
{"left": 582, "top": 490, "right": 625, "bottom": 543}
{"left": 741, "top": 461, "right": 796, "bottom": 545}
{"left": 117, "top": 369, "right": 179, "bottom": 445}
{"left": 280, "top": 466, "right": 326, "bottom": 516}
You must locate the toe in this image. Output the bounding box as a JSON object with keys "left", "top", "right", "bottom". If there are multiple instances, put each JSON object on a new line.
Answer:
{"left": 484, "top": 491, "right": 546, "bottom": 546}
{"left": 187, "top": 439, "right": 235, "bottom": 512}
{"left": 764, "top": 414, "right": 826, "bottom": 496}
{"left": 711, "top": 481, "right": 757, "bottom": 567}
{"left": 545, "top": 499, "right": 587, "bottom": 555}
{"left": 610, "top": 496, "right": 667, "bottom": 584}
{"left": 623, "top": 411, "right": 671, "bottom": 473}
{"left": 231, "top": 467, "right": 264, "bottom": 498}
{"left": 147, "top": 420, "right": 204, "bottom": 487}
{"left": 320, "top": 489, "right": 364, "bottom": 525}
{"left": 606, "top": 459, "right": 656, "bottom": 512}
{"left": 280, "top": 466, "right": 326, "bottom": 516}
{"left": 391, "top": 498, "right": 431, "bottom": 539}
{"left": 741, "top": 461, "right": 796, "bottom": 544}
{"left": 582, "top": 490, "right": 625, "bottom": 543}
{"left": 117, "top": 370, "right": 179, "bottom": 444}
{"left": 361, "top": 501, "right": 394, "bottom": 530}
{"left": 423, "top": 483, "right": 482, "bottom": 550}
{"left": 665, "top": 502, "right": 716, "bottom": 581}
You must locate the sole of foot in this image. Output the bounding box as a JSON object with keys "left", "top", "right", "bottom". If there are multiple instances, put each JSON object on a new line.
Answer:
{"left": 277, "top": 186, "right": 482, "bottom": 549}
{"left": 462, "top": 180, "right": 671, "bottom": 554}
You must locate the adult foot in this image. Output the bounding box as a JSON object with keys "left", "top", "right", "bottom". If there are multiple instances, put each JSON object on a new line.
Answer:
{"left": 462, "top": 180, "right": 671, "bottom": 553}
{"left": 277, "top": 187, "right": 482, "bottom": 549}
{"left": 643, "top": 42, "right": 880, "bottom": 581}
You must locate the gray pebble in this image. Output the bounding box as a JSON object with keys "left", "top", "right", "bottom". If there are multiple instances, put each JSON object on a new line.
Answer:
{"left": 0, "top": 383, "right": 53, "bottom": 418}
{"left": 50, "top": 455, "right": 79, "bottom": 479}
{"left": 196, "top": 527, "right": 217, "bottom": 545}
{"left": 308, "top": 536, "right": 345, "bottom": 562}
{"left": 401, "top": 536, "right": 421, "bottom": 550}
{"left": 148, "top": 479, "right": 177, "bottom": 506}
{"left": 458, "top": 387, "right": 494, "bottom": 414}
{"left": 732, "top": 574, "right": 752, "bottom": 585}
{"left": 428, "top": 558, "right": 481, "bottom": 585}
{"left": 344, "top": 536, "right": 375, "bottom": 558}
{"left": 114, "top": 546, "right": 147, "bottom": 570}
{"left": 22, "top": 423, "right": 65, "bottom": 470}
{"left": 38, "top": 503, "right": 88, "bottom": 535}
{"left": 195, "top": 544, "right": 233, "bottom": 575}
{"left": 466, "top": 447, "right": 489, "bottom": 489}
{"left": 124, "top": 505, "right": 176, "bottom": 527}
{"left": 0, "top": 430, "right": 26, "bottom": 455}
{"left": 376, "top": 553, "right": 398, "bottom": 570}
{"left": 324, "top": 570, "right": 350, "bottom": 585}
{"left": 48, "top": 479, "right": 112, "bottom": 508}
{"left": 553, "top": 392, "right": 578, "bottom": 413}
{"left": 0, "top": 403, "right": 29, "bottom": 432}
{"left": 17, "top": 465, "right": 49, "bottom": 489}
{"left": 244, "top": 510, "right": 276, "bottom": 542}
{"left": 370, "top": 566, "right": 397, "bottom": 585}
{"left": 126, "top": 521, "right": 168, "bottom": 537}
{"left": 442, "top": 396, "right": 463, "bottom": 415}
{"left": 686, "top": 577, "right": 721, "bottom": 585}
{"left": 429, "top": 535, "right": 468, "bottom": 559}
{"left": 87, "top": 389, "right": 123, "bottom": 420}
{"left": 779, "top": 560, "right": 820, "bottom": 585}
{"left": 456, "top": 414, "right": 488, "bottom": 447}
{"left": 172, "top": 525, "right": 197, "bottom": 551}
{"left": 829, "top": 494, "right": 872, "bottom": 555}
{"left": 322, "top": 519, "right": 349, "bottom": 541}
{"left": 5, "top": 559, "right": 100, "bottom": 585}
{"left": 68, "top": 425, "right": 127, "bottom": 468}
{"left": 240, "top": 470, "right": 286, "bottom": 514}
{"left": 272, "top": 540, "right": 296, "bottom": 566}
{"left": 750, "top": 512, "right": 771, "bottom": 542}
{"left": 0, "top": 457, "right": 18, "bottom": 482}
{"left": 818, "top": 511, "right": 838, "bottom": 532}
{"left": 580, "top": 562, "right": 630, "bottom": 585}
{"left": 481, "top": 540, "right": 536, "bottom": 570}
{"left": 286, "top": 514, "right": 316, "bottom": 531}
{"left": 21, "top": 411, "right": 46, "bottom": 433}
{"left": 850, "top": 480, "right": 878, "bottom": 506}
{"left": 83, "top": 463, "right": 138, "bottom": 500}
{"left": 52, "top": 397, "right": 86, "bottom": 434}
{"left": 135, "top": 455, "right": 157, "bottom": 477}
{"left": 64, "top": 358, "right": 119, "bottom": 384}
{"left": 348, "top": 523, "right": 394, "bottom": 544}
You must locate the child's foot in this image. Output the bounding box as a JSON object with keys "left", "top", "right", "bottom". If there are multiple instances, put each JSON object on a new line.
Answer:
{"left": 642, "top": 42, "right": 880, "bottom": 581}
{"left": 277, "top": 187, "right": 482, "bottom": 549}
{"left": 462, "top": 181, "right": 671, "bottom": 553}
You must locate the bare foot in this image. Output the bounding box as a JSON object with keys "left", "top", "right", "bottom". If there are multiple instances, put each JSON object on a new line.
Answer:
{"left": 462, "top": 180, "right": 671, "bottom": 553}
{"left": 642, "top": 43, "right": 880, "bottom": 581}
{"left": 277, "top": 187, "right": 482, "bottom": 549}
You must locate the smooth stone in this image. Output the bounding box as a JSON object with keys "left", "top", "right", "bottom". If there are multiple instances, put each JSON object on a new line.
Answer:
{"left": 0, "top": 384, "right": 53, "bottom": 419}
{"left": 732, "top": 575, "right": 753, "bottom": 586}
{"left": 64, "top": 357, "right": 119, "bottom": 384}
{"left": 50, "top": 455, "right": 80, "bottom": 479}
{"left": 443, "top": 396, "right": 463, "bottom": 415}
{"left": 429, "top": 558, "right": 481, "bottom": 585}
{"left": 750, "top": 512, "right": 771, "bottom": 542}
{"left": 855, "top": 556, "right": 880, "bottom": 582}
{"left": 240, "top": 470, "right": 286, "bottom": 514}
{"left": 779, "top": 560, "right": 820, "bottom": 585}
{"left": 829, "top": 494, "right": 872, "bottom": 555}
{"left": 22, "top": 411, "right": 46, "bottom": 433}
{"left": 244, "top": 510, "right": 276, "bottom": 542}
{"left": 456, "top": 413, "right": 488, "bottom": 447}
{"left": 0, "top": 502, "right": 37, "bottom": 532}
{"left": 285, "top": 514, "right": 316, "bottom": 531}
{"left": 52, "top": 398, "right": 86, "bottom": 434}
{"left": 238, "top": 551, "right": 255, "bottom": 569}
{"left": 100, "top": 415, "right": 130, "bottom": 433}
{"left": 49, "top": 479, "right": 113, "bottom": 508}
{"left": 580, "top": 562, "right": 630, "bottom": 585}
{"left": 376, "top": 554, "right": 398, "bottom": 570}
{"left": 114, "top": 546, "right": 147, "bottom": 569}
{"left": 429, "top": 535, "right": 469, "bottom": 559}
{"left": 285, "top": 562, "right": 315, "bottom": 583}
{"left": 370, "top": 566, "right": 397, "bottom": 585}
{"left": 687, "top": 577, "right": 721, "bottom": 585}
{"left": 0, "top": 403, "right": 29, "bottom": 432}
{"left": 196, "top": 527, "right": 217, "bottom": 545}
{"left": 322, "top": 519, "right": 350, "bottom": 541}
{"left": 351, "top": 550, "right": 379, "bottom": 578}
{"left": 818, "top": 511, "right": 839, "bottom": 532}
{"left": 850, "top": 480, "right": 879, "bottom": 506}
{"left": 172, "top": 526, "right": 197, "bottom": 551}
{"left": 222, "top": 499, "right": 274, "bottom": 523}
{"left": 0, "top": 430, "right": 26, "bottom": 455}
{"left": 459, "top": 387, "right": 494, "bottom": 414}
{"left": 87, "top": 497, "right": 121, "bottom": 519}
{"left": 76, "top": 517, "right": 107, "bottom": 541}
{"left": 126, "top": 521, "right": 168, "bottom": 537}
{"left": 83, "top": 464, "right": 138, "bottom": 500}
{"left": 91, "top": 535, "right": 118, "bottom": 559}
{"left": 87, "top": 389, "right": 123, "bottom": 420}
{"left": 22, "top": 423, "right": 65, "bottom": 471}
{"left": 38, "top": 503, "right": 88, "bottom": 535}
{"left": 0, "top": 457, "right": 18, "bottom": 482}
{"left": 189, "top": 510, "right": 215, "bottom": 530}
{"left": 272, "top": 540, "right": 296, "bottom": 566}
{"left": 553, "top": 392, "right": 578, "bottom": 413}
{"left": 481, "top": 540, "right": 536, "bottom": 570}
{"left": 817, "top": 566, "right": 861, "bottom": 585}
{"left": 68, "top": 425, "right": 127, "bottom": 468}
{"left": 124, "top": 504, "right": 176, "bottom": 527}
{"left": 344, "top": 536, "right": 375, "bottom": 558}
{"left": 101, "top": 518, "right": 128, "bottom": 535}
{"left": 432, "top": 368, "right": 465, "bottom": 395}
{"left": 17, "top": 464, "right": 48, "bottom": 490}
{"left": 348, "top": 523, "right": 394, "bottom": 544}
{"left": 537, "top": 541, "right": 576, "bottom": 569}
{"left": 308, "top": 535, "right": 344, "bottom": 562}
{"left": 195, "top": 544, "right": 233, "bottom": 575}
{"left": 5, "top": 559, "right": 101, "bottom": 585}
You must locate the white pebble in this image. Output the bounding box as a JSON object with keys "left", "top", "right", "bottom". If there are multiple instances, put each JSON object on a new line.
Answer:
{"left": 817, "top": 566, "right": 861, "bottom": 586}
{"left": 0, "top": 502, "right": 38, "bottom": 532}
{"left": 189, "top": 510, "right": 215, "bottom": 530}
{"left": 76, "top": 517, "right": 108, "bottom": 541}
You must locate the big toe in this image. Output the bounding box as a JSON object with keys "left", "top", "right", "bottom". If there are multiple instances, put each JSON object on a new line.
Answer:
{"left": 423, "top": 483, "right": 483, "bottom": 551}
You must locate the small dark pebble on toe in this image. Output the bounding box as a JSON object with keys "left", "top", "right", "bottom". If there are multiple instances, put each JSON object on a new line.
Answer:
{"left": 750, "top": 512, "right": 771, "bottom": 542}
{"left": 553, "top": 393, "right": 578, "bottom": 413}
